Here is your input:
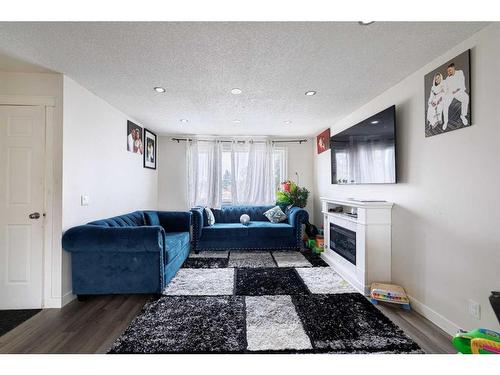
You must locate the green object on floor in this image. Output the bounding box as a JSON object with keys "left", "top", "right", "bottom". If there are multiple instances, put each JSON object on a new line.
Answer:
{"left": 306, "top": 239, "right": 323, "bottom": 254}
{"left": 452, "top": 328, "right": 500, "bottom": 354}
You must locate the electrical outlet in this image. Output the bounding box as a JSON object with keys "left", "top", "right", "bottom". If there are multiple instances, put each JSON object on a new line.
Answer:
{"left": 468, "top": 300, "right": 481, "bottom": 320}
{"left": 81, "top": 195, "right": 90, "bottom": 206}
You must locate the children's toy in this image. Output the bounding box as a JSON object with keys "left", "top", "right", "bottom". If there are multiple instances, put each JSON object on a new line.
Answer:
{"left": 453, "top": 328, "right": 500, "bottom": 354}
{"left": 471, "top": 338, "right": 500, "bottom": 354}
{"left": 370, "top": 283, "right": 411, "bottom": 310}
{"left": 303, "top": 222, "right": 324, "bottom": 254}
{"left": 306, "top": 239, "right": 323, "bottom": 254}
{"left": 305, "top": 222, "right": 319, "bottom": 239}
{"left": 315, "top": 235, "right": 324, "bottom": 249}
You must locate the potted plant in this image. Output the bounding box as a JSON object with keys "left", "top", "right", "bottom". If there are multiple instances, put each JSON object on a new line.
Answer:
{"left": 276, "top": 180, "right": 309, "bottom": 209}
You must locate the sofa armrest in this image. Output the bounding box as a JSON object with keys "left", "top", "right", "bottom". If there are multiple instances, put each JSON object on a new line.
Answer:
{"left": 156, "top": 211, "right": 192, "bottom": 233}
{"left": 287, "top": 207, "right": 309, "bottom": 228}
{"left": 62, "top": 225, "right": 165, "bottom": 253}
{"left": 190, "top": 207, "right": 205, "bottom": 240}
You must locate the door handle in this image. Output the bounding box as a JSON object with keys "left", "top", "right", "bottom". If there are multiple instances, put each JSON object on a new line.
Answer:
{"left": 29, "top": 212, "right": 41, "bottom": 219}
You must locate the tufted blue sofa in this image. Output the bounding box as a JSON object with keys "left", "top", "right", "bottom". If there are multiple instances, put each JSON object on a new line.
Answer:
{"left": 191, "top": 205, "right": 308, "bottom": 252}
{"left": 62, "top": 210, "right": 191, "bottom": 298}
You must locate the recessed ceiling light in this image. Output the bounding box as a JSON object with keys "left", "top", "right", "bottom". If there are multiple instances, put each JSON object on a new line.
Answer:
{"left": 231, "top": 88, "right": 243, "bottom": 95}
{"left": 180, "top": 119, "right": 188, "bottom": 123}
{"left": 358, "top": 21, "right": 375, "bottom": 26}
{"left": 371, "top": 120, "right": 379, "bottom": 124}
{"left": 305, "top": 91, "right": 317, "bottom": 96}
{"left": 154, "top": 87, "right": 166, "bottom": 93}
{"left": 284, "top": 120, "right": 292, "bottom": 125}
{"left": 233, "top": 119, "right": 241, "bottom": 124}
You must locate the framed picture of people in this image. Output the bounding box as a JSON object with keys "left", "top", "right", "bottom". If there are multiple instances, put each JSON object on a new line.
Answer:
{"left": 143, "top": 128, "right": 157, "bottom": 169}
{"left": 424, "top": 49, "right": 471, "bottom": 137}
{"left": 127, "top": 120, "right": 144, "bottom": 154}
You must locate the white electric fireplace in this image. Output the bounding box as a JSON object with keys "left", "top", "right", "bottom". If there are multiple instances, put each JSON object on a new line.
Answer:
{"left": 320, "top": 197, "right": 393, "bottom": 295}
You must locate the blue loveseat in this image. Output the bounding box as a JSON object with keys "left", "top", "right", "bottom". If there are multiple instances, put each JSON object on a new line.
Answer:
{"left": 191, "top": 205, "right": 308, "bottom": 252}
{"left": 62, "top": 210, "right": 191, "bottom": 297}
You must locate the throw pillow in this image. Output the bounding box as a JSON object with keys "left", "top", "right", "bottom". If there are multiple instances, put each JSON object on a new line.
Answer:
{"left": 205, "top": 207, "right": 215, "bottom": 226}
{"left": 264, "top": 206, "right": 287, "bottom": 223}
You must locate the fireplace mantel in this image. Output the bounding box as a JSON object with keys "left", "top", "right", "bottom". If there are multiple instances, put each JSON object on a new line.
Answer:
{"left": 320, "top": 197, "right": 393, "bottom": 295}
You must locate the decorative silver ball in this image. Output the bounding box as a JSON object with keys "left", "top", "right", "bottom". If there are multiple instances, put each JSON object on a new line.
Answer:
{"left": 240, "top": 214, "right": 250, "bottom": 225}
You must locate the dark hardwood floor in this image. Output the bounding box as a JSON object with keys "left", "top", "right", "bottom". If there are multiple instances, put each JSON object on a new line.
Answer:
{"left": 0, "top": 294, "right": 455, "bottom": 354}
{"left": 0, "top": 294, "right": 150, "bottom": 354}
{"left": 375, "top": 303, "right": 456, "bottom": 354}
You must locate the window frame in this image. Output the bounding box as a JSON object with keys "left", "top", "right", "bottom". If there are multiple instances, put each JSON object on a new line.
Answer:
{"left": 273, "top": 145, "right": 288, "bottom": 192}
{"left": 221, "top": 147, "right": 233, "bottom": 205}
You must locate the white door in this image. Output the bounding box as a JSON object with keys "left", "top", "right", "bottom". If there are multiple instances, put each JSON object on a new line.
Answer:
{"left": 0, "top": 105, "right": 45, "bottom": 309}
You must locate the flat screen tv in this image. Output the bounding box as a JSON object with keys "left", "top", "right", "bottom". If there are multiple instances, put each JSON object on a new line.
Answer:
{"left": 331, "top": 105, "right": 396, "bottom": 184}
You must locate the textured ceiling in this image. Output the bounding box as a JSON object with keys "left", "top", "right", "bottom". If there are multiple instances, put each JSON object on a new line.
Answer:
{"left": 0, "top": 52, "right": 54, "bottom": 73}
{"left": 0, "top": 22, "right": 487, "bottom": 136}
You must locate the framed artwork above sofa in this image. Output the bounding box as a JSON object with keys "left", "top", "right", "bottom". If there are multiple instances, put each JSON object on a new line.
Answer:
{"left": 144, "top": 128, "right": 157, "bottom": 169}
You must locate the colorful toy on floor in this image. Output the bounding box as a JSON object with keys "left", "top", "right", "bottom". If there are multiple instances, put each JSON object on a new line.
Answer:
{"left": 306, "top": 238, "right": 323, "bottom": 254}
{"left": 304, "top": 222, "right": 323, "bottom": 254}
{"left": 471, "top": 338, "right": 500, "bottom": 354}
{"left": 315, "top": 235, "right": 324, "bottom": 249}
{"left": 370, "top": 282, "right": 411, "bottom": 310}
{"left": 453, "top": 328, "right": 500, "bottom": 354}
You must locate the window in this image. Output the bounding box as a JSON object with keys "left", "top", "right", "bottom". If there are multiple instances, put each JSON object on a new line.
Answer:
{"left": 220, "top": 145, "right": 287, "bottom": 205}
{"left": 221, "top": 149, "right": 232, "bottom": 204}
{"left": 273, "top": 146, "right": 287, "bottom": 191}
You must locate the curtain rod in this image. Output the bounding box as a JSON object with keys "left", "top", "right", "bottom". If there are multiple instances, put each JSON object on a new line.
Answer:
{"left": 171, "top": 137, "right": 307, "bottom": 144}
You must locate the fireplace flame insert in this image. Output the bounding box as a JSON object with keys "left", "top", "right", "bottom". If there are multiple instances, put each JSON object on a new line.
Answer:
{"left": 329, "top": 223, "right": 356, "bottom": 265}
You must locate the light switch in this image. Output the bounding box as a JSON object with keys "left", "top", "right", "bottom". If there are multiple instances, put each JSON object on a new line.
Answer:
{"left": 81, "top": 195, "right": 90, "bottom": 206}
{"left": 468, "top": 300, "right": 481, "bottom": 320}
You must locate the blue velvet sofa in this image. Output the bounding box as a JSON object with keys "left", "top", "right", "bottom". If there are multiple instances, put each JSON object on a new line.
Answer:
{"left": 62, "top": 210, "right": 191, "bottom": 297}
{"left": 191, "top": 205, "right": 308, "bottom": 252}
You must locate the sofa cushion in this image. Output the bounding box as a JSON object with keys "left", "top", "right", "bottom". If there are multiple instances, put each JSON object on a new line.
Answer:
{"left": 143, "top": 211, "right": 160, "bottom": 226}
{"left": 211, "top": 205, "right": 275, "bottom": 223}
{"left": 263, "top": 206, "right": 287, "bottom": 223}
{"left": 165, "top": 232, "right": 190, "bottom": 261}
{"left": 202, "top": 223, "right": 249, "bottom": 239}
{"left": 205, "top": 207, "right": 215, "bottom": 226}
{"left": 87, "top": 211, "right": 146, "bottom": 227}
{"left": 247, "top": 221, "right": 294, "bottom": 238}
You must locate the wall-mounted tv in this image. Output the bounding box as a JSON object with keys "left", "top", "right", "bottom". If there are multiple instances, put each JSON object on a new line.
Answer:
{"left": 331, "top": 105, "right": 396, "bottom": 184}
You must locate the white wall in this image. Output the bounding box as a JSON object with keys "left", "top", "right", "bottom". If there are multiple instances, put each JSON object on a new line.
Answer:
{"left": 0, "top": 71, "right": 65, "bottom": 308}
{"left": 314, "top": 24, "right": 500, "bottom": 333}
{"left": 285, "top": 140, "right": 315, "bottom": 221}
{"left": 62, "top": 77, "right": 158, "bottom": 297}
{"left": 157, "top": 137, "right": 188, "bottom": 210}
{"left": 157, "top": 137, "right": 315, "bottom": 220}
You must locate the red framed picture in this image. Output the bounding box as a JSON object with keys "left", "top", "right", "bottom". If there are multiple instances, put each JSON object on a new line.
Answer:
{"left": 316, "top": 128, "right": 330, "bottom": 154}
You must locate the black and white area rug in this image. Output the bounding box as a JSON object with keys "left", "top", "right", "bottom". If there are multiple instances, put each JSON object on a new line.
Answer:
{"left": 109, "top": 250, "right": 422, "bottom": 354}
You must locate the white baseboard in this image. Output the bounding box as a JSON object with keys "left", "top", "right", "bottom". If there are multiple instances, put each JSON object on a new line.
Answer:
{"left": 407, "top": 294, "right": 462, "bottom": 337}
{"left": 62, "top": 291, "right": 76, "bottom": 306}
{"left": 321, "top": 251, "right": 462, "bottom": 337}
{"left": 43, "top": 296, "right": 62, "bottom": 308}
{"left": 43, "top": 291, "right": 75, "bottom": 308}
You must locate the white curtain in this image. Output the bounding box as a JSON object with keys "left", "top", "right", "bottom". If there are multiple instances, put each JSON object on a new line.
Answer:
{"left": 187, "top": 139, "right": 222, "bottom": 208}
{"left": 186, "top": 138, "right": 275, "bottom": 208}
{"left": 231, "top": 140, "right": 275, "bottom": 205}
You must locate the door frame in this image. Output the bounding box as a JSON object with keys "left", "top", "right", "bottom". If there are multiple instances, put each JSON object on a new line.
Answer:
{"left": 0, "top": 95, "right": 57, "bottom": 308}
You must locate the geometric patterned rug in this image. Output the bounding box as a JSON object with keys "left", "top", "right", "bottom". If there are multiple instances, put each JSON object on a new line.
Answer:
{"left": 108, "top": 250, "right": 423, "bottom": 354}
